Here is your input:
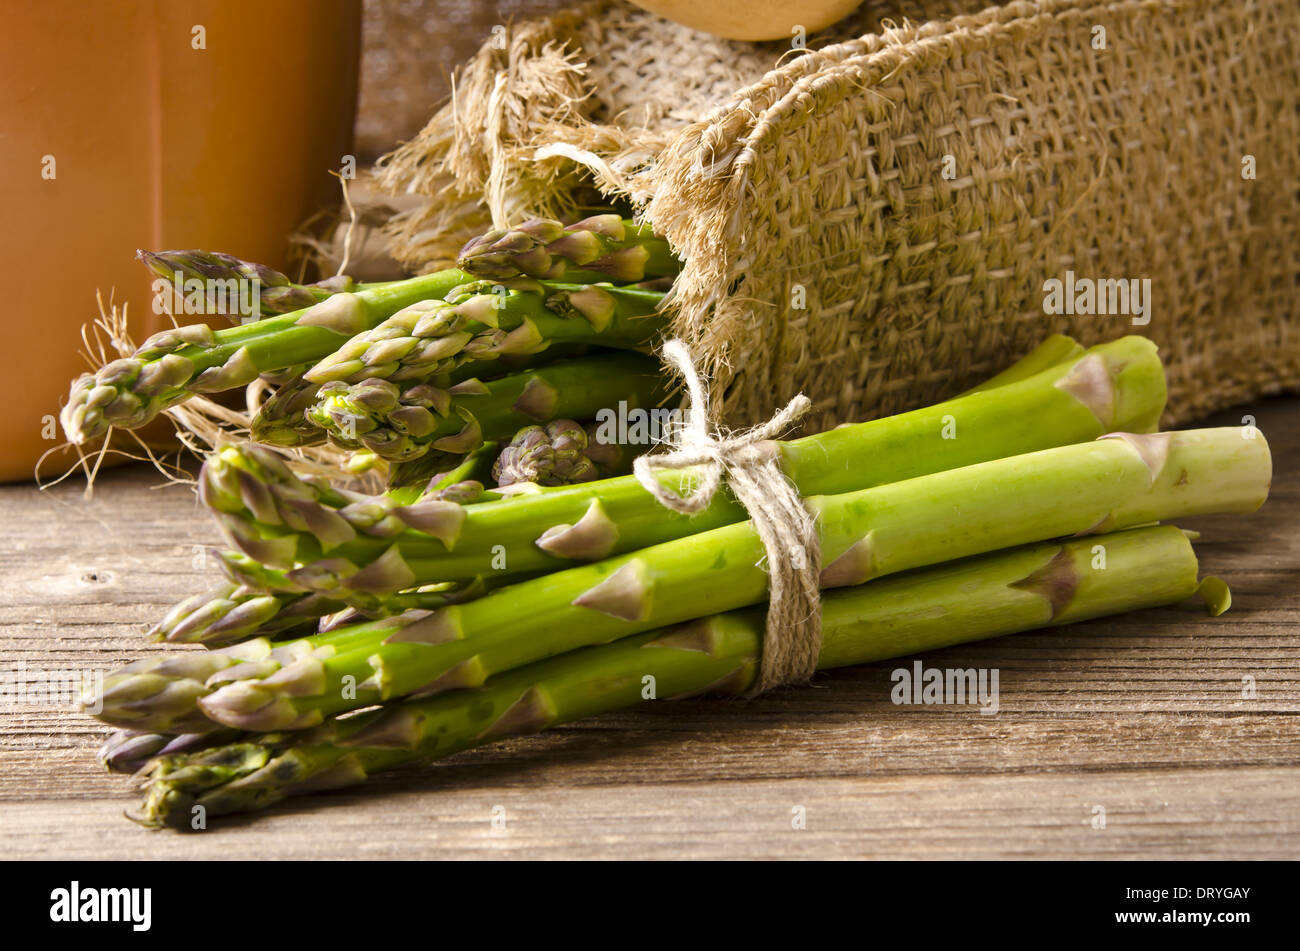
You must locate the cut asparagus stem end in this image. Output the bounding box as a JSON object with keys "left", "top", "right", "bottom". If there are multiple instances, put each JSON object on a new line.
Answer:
{"left": 1196, "top": 577, "right": 1232, "bottom": 616}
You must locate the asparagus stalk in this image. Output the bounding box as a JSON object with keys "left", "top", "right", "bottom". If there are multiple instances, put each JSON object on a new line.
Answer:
{"left": 133, "top": 526, "right": 1207, "bottom": 826}
{"left": 61, "top": 268, "right": 480, "bottom": 445}
{"left": 249, "top": 373, "right": 330, "bottom": 447}
{"left": 158, "top": 448, "right": 505, "bottom": 646}
{"left": 396, "top": 440, "right": 502, "bottom": 501}
{"left": 198, "top": 338, "right": 1169, "bottom": 598}
{"left": 148, "top": 580, "right": 321, "bottom": 645}
{"left": 207, "top": 473, "right": 501, "bottom": 600}
{"left": 90, "top": 424, "right": 1269, "bottom": 733}
{"left": 493, "top": 419, "right": 627, "bottom": 486}
{"left": 304, "top": 283, "right": 667, "bottom": 386}
{"left": 90, "top": 612, "right": 440, "bottom": 733}
{"left": 195, "top": 443, "right": 515, "bottom": 598}
{"left": 147, "top": 578, "right": 485, "bottom": 647}
{"left": 457, "top": 215, "right": 679, "bottom": 282}
{"left": 249, "top": 343, "right": 554, "bottom": 450}
{"left": 386, "top": 446, "right": 502, "bottom": 491}
{"left": 140, "top": 250, "right": 358, "bottom": 321}
{"left": 99, "top": 728, "right": 242, "bottom": 774}
{"left": 307, "top": 353, "right": 669, "bottom": 462}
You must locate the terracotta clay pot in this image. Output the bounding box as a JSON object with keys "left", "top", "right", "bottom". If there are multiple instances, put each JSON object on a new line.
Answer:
{"left": 3, "top": 0, "right": 361, "bottom": 482}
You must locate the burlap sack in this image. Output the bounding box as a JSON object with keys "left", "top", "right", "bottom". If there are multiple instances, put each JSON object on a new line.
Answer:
{"left": 379, "top": 0, "right": 1300, "bottom": 428}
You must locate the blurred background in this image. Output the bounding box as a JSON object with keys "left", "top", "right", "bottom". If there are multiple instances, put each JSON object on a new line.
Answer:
{"left": 357, "top": 0, "right": 571, "bottom": 161}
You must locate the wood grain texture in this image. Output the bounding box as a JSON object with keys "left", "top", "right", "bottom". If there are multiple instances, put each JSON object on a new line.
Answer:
{"left": 2, "top": 398, "right": 1297, "bottom": 859}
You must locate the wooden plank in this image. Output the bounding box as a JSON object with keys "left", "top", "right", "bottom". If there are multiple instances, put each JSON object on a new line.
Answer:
{"left": 2, "top": 396, "right": 1297, "bottom": 858}
{"left": 2, "top": 767, "right": 1296, "bottom": 860}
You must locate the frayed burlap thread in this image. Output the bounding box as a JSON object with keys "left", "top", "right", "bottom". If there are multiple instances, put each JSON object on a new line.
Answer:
{"left": 380, "top": 0, "right": 1300, "bottom": 429}
{"left": 634, "top": 340, "right": 821, "bottom": 693}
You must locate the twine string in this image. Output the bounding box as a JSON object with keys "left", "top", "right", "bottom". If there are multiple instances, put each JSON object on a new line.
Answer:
{"left": 633, "top": 340, "right": 822, "bottom": 693}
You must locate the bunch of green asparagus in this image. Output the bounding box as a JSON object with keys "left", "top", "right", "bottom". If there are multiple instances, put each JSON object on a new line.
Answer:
{"left": 63, "top": 216, "right": 676, "bottom": 486}
{"left": 64, "top": 218, "right": 1270, "bottom": 830}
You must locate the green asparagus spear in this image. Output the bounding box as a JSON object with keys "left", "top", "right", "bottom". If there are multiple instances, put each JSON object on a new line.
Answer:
{"left": 90, "top": 424, "right": 1268, "bottom": 733}
{"left": 140, "top": 250, "right": 357, "bottom": 321}
{"left": 385, "top": 444, "right": 503, "bottom": 491}
{"left": 90, "top": 612, "right": 438, "bottom": 733}
{"left": 304, "top": 283, "right": 667, "bottom": 386}
{"left": 307, "top": 352, "right": 669, "bottom": 462}
{"left": 159, "top": 448, "right": 505, "bottom": 646}
{"left": 148, "top": 581, "right": 322, "bottom": 645}
{"left": 456, "top": 215, "right": 679, "bottom": 282}
{"left": 133, "top": 525, "right": 1208, "bottom": 826}
{"left": 200, "top": 337, "right": 1170, "bottom": 598}
{"left": 493, "top": 419, "right": 627, "bottom": 486}
{"left": 147, "top": 578, "right": 487, "bottom": 647}
{"left": 249, "top": 342, "right": 554, "bottom": 450}
{"left": 249, "top": 373, "right": 330, "bottom": 447}
{"left": 196, "top": 443, "right": 520, "bottom": 602}
{"left": 61, "top": 268, "right": 481, "bottom": 445}
{"left": 99, "top": 728, "right": 242, "bottom": 774}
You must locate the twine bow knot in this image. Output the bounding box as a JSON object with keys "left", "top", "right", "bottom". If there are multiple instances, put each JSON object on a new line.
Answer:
{"left": 633, "top": 339, "right": 823, "bottom": 693}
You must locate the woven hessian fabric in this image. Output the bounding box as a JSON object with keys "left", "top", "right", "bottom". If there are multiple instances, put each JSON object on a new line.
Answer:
{"left": 381, "top": 0, "right": 1300, "bottom": 428}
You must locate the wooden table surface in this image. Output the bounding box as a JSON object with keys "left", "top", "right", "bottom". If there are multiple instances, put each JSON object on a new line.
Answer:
{"left": 3, "top": 398, "right": 1297, "bottom": 860}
